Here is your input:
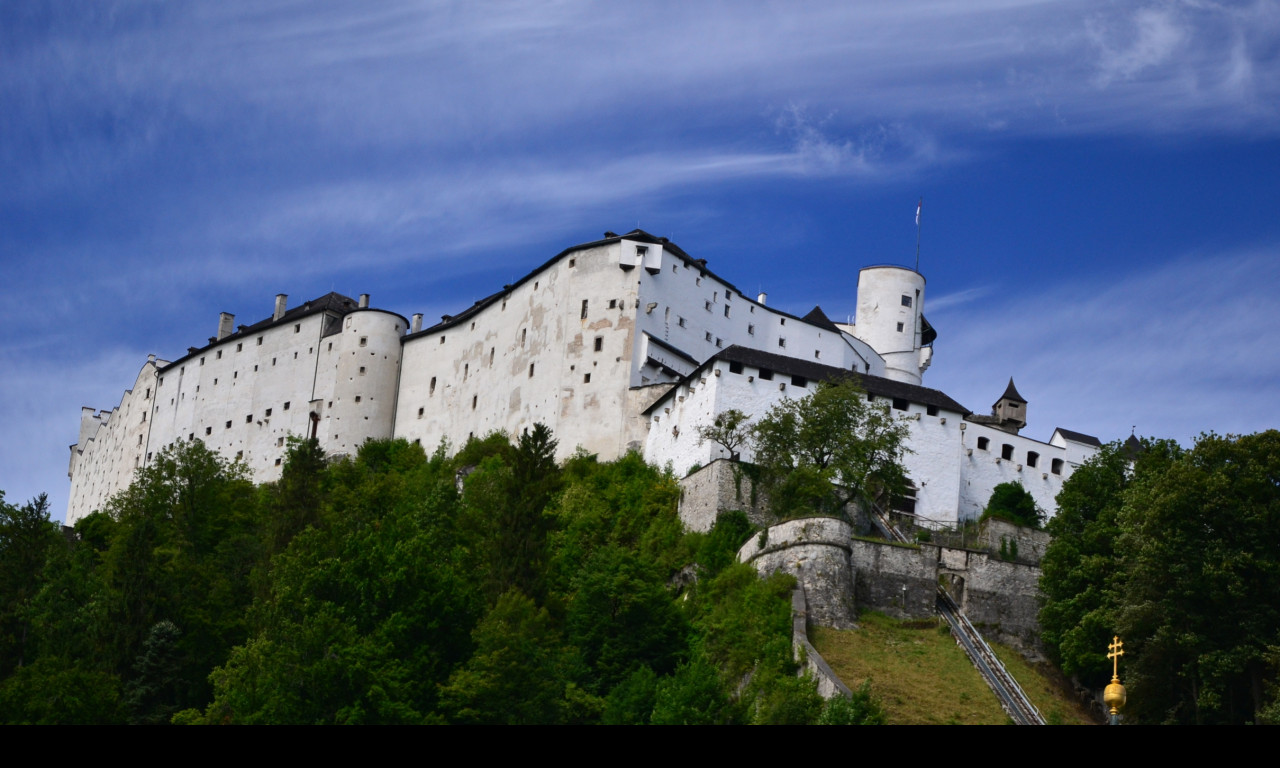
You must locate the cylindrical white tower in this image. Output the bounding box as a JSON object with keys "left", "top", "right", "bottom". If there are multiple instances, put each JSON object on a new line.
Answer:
{"left": 853, "top": 266, "right": 928, "bottom": 385}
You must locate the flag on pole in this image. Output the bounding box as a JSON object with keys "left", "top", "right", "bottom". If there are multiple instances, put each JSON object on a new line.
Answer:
{"left": 915, "top": 198, "right": 922, "bottom": 227}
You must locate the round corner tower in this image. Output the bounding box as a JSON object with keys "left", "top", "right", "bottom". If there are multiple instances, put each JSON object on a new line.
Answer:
{"left": 853, "top": 265, "right": 930, "bottom": 385}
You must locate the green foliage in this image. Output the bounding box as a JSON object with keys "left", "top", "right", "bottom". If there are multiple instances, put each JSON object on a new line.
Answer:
{"left": 981, "top": 482, "right": 1042, "bottom": 529}
{"left": 0, "top": 493, "right": 62, "bottom": 676}
{"left": 750, "top": 379, "right": 909, "bottom": 520}
{"left": 1039, "top": 438, "right": 1180, "bottom": 685}
{"left": 0, "top": 657, "right": 125, "bottom": 724}
{"left": 817, "top": 680, "right": 888, "bottom": 725}
{"left": 3, "top": 423, "right": 833, "bottom": 724}
{"left": 1042, "top": 431, "right": 1280, "bottom": 724}
{"left": 439, "top": 590, "right": 575, "bottom": 724}
{"left": 695, "top": 510, "right": 755, "bottom": 579}
{"left": 696, "top": 408, "right": 752, "bottom": 460}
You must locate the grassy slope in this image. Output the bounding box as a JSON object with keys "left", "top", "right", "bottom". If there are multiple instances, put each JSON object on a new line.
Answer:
{"left": 811, "top": 613, "right": 1095, "bottom": 725}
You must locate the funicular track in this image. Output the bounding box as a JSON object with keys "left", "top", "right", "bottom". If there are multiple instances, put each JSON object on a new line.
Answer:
{"left": 872, "top": 507, "right": 1045, "bottom": 725}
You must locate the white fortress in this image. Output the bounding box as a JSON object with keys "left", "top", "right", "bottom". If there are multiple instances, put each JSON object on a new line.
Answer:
{"left": 67, "top": 229, "right": 1101, "bottom": 527}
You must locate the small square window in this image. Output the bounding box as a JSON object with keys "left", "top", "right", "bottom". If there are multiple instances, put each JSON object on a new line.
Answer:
{"left": 791, "top": 375, "right": 808, "bottom": 387}
{"left": 1051, "top": 458, "right": 1064, "bottom": 475}
{"left": 216, "top": 351, "right": 222, "bottom": 359}
{"left": 354, "top": 396, "right": 362, "bottom": 403}
{"left": 569, "top": 258, "right": 576, "bottom": 267}
{"left": 225, "top": 421, "right": 232, "bottom": 429}
{"left": 901, "top": 295, "right": 912, "bottom": 308}
{"left": 705, "top": 300, "right": 712, "bottom": 312}
{"left": 265, "top": 408, "right": 272, "bottom": 417}
{"left": 758, "top": 368, "right": 774, "bottom": 381}
{"left": 897, "top": 322, "right": 904, "bottom": 332}
{"left": 583, "top": 373, "right": 591, "bottom": 383}
{"left": 748, "top": 324, "right": 755, "bottom": 335}
{"left": 200, "top": 357, "right": 205, "bottom": 366}
{"left": 678, "top": 317, "right": 686, "bottom": 328}
{"left": 594, "top": 337, "right": 603, "bottom": 352}
{"left": 418, "top": 407, "right": 424, "bottom": 418}
{"left": 729, "top": 361, "right": 744, "bottom": 374}
{"left": 778, "top": 338, "right": 786, "bottom": 348}
{"left": 294, "top": 324, "right": 301, "bottom": 333}
{"left": 705, "top": 332, "right": 713, "bottom": 342}
{"left": 1002, "top": 444, "right": 1014, "bottom": 460}
{"left": 609, "top": 299, "right": 617, "bottom": 309}
{"left": 360, "top": 336, "right": 367, "bottom": 347}
{"left": 1027, "top": 451, "right": 1040, "bottom": 468}
{"left": 926, "top": 405, "right": 939, "bottom": 416}
{"left": 892, "top": 398, "right": 908, "bottom": 411}
{"left": 277, "top": 437, "right": 284, "bottom": 447}
{"left": 359, "top": 366, "right": 366, "bottom": 375}
{"left": 275, "top": 458, "right": 282, "bottom": 466}
{"left": 236, "top": 343, "right": 242, "bottom": 352}
{"left": 206, "top": 426, "right": 212, "bottom": 436}
{"left": 978, "top": 437, "right": 990, "bottom": 450}
{"left": 283, "top": 401, "right": 290, "bottom": 410}
{"left": 246, "top": 414, "right": 253, "bottom": 423}
{"left": 257, "top": 336, "right": 263, "bottom": 346}
{"left": 715, "top": 338, "right": 723, "bottom": 348}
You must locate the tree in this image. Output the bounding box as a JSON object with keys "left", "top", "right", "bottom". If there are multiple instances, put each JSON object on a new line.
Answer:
{"left": 750, "top": 379, "right": 909, "bottom": 520}
{"left": 1116, "top": 431, "right": 1280, "bottom": 724}
{"left": 1041, "top": 431, "right": 1280, "bottom": 724}
{"left": 0, "top": 493, "right": 62, "bottom": 676}
{"left": 1040, "top": 438, "right": 1182, "bottom": 686}
{"left": 697, "top": 409, "right": 751, "bottom": 461}
{"left": 981, "top": 482, "right": 1042, "bottom": 529}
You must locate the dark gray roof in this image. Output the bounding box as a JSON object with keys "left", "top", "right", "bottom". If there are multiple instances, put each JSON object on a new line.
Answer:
{"left": 997, "top": 377, "right": 1026, "bottom": 404}
{"left": 643, "top": 345, "right": 970, "bottom": 416}
{"left": 1054, "top": 428, "right": 1103, "bottom": 446}
{"left": 801, "top": 306, "right": 842, "bottom": 333}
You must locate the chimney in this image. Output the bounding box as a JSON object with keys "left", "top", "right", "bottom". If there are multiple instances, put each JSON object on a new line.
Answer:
{"left": 411, "top": 314, "right": 423, "bottom": 333}
{"left": 217, "top": 313, "right": 235, "bottom": 340}
{"left": 358, "top": 294, "right": 369, "bottom": 309}
{"left": 757, "top": 292, "right": 767, "bottom": 305}
{"left": 274, "top": 294, "right": 288, "bottom": 321}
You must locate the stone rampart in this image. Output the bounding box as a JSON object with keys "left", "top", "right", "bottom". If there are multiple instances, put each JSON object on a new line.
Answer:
{"left": 977, "top": 518, "right": 1052, "bottom": 565}
{"left": 847, "top": 539, "right": 937, "bottom": 620}
{"left": 678, "top": 458, "right": 771, "bottom": 532}
{"left": 738, "top": 517, "right": 857, "bottom": 629}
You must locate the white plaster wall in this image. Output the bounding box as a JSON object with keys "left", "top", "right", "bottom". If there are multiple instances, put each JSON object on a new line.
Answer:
{"left": 325, "top": 310, "right": 405, "bottom": 457}
{"left": 891, "top": 401, "right": 965, "bottom": 528}
{"left": 395, "top": 242, "right": 641, "bottom": 460}
{"left": 66, "top": 358, "right": 162, "bottom": 524}
{"left": 630, "top": 245, "right": 876, "bottom": 386}
{"left": 852, "top": 266, "right": 926, "bottom": 384}
{"left": 643, "top": 359, "right": 821, "bottom": 476}
{"left": 957, "top": 422, "right": 1082, "bottom": 522}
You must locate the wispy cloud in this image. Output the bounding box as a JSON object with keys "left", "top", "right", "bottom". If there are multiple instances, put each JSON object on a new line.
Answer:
{"left": 928, "top": 243, "right": 1280, "bottom": 444}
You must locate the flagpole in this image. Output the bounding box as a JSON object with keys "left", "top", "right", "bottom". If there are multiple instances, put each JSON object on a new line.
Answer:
{"left": 914, "top": 197, "right": 923, "bottom": 272}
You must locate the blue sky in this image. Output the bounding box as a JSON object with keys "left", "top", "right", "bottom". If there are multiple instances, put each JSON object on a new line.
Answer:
{"left": 4, "top": 1, "right": 1279, "bottom": 521}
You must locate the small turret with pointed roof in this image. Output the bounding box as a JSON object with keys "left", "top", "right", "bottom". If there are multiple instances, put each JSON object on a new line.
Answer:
{"left": 992, "top": 377, "right": 1027, "bottom": 434}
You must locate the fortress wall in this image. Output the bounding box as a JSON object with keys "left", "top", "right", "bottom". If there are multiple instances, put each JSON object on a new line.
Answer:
{"left": 739, "top": 517, "right": 858, "bottom": 629}
{"left": 847, "top": 539, "right": 938, "bottom": 620}
{"left": 676, "top": 458, "right": 770, "bottom": 533}
{"left": 396, "top": 241, "right": 642, "bottom": 460}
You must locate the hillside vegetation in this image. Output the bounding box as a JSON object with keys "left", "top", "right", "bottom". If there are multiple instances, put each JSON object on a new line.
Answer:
{"left": 811, "top": 614, "right": 1094, "bottom": 725}
{"left": 0, "top": 429, "right": 878, "bottom": 725}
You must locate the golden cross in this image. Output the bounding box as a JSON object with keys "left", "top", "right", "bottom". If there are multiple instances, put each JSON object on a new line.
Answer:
{"left": 1107, "top": 636, "right": 1124, "bottom": 678}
